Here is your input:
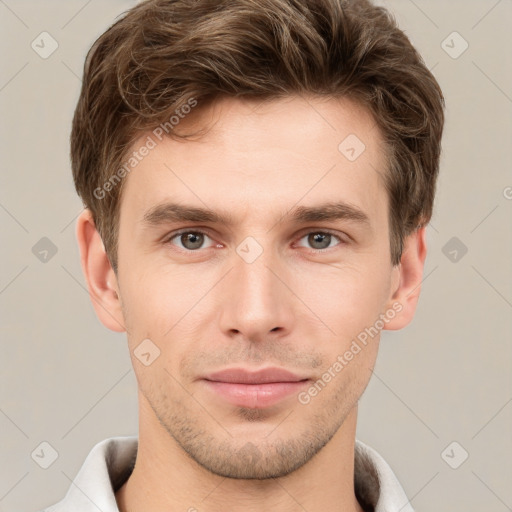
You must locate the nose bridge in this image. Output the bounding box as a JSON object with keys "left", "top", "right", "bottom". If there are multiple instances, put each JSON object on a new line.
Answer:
{"left": 218, "top": 237, "right": 292, "bottom": 339}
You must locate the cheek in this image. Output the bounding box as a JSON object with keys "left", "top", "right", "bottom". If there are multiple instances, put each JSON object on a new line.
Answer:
{"left": 289, "top": 260, "right": 390, "bottom": 398}
{"left": 119, "top": 265, "right": 211, "bottom": 389}
{"left": 293, "top": 260, "right": 392, "bottom": 340}
{"left": 120, "top": 263, "right": 190, "bottom": 336}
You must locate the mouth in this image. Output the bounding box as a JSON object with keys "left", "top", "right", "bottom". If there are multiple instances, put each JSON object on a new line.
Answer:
{"left": 200, "top": 367, "right": 310, "bottom": 409}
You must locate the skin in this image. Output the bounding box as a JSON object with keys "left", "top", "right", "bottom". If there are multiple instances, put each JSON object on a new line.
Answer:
{"left": 76, "top": 95, "right": 427, "bottom": 512}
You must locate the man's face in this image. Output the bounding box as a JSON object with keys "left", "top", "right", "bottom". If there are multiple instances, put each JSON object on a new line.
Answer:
{"left": 115, "top": 95, "right": 400, "bottom": 478}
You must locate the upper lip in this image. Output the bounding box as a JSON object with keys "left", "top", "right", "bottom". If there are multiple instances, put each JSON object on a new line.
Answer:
{"left": 203, "top": 367, "right": 308, "bottom": 384}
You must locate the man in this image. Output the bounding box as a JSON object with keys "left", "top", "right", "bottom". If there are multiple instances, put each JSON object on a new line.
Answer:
{"left": 42, "top": 0, "right": 444, "bottom": 510}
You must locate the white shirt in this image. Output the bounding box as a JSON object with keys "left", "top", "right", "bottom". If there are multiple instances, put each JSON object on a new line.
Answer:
{"left": 41, "top": 436, "right": 414, "bottom": 512}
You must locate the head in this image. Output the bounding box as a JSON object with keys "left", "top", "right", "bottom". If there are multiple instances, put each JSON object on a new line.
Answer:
{"left": 74, "top": 0, "right": 444, "bottom": 479}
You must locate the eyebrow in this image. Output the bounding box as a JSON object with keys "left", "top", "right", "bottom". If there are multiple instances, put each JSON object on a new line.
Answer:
{"left": 142, "top": 201, "right": 370, "bottom": 228}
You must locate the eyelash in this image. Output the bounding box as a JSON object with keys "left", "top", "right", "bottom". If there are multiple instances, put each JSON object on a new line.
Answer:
{"left": 163, "top": 228, "right": 347, "bottom": 253}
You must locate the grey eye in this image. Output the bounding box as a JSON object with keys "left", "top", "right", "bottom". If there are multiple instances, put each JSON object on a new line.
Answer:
{"left": 297, "top": 232, "right": 341, "bottom": 250}
{"left": 170, "top": 231, "right": 213, "bottom": 251}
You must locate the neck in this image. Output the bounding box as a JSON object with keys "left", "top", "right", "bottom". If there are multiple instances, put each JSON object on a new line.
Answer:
{"left": 116, "top": 393, "right": 364, "bottom": 512}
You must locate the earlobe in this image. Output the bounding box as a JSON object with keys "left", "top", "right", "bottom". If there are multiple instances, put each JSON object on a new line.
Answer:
{"left": 383, "top": 226, "right": 427, "bottom": 331}
{"left": 75, "top": 209, "right": 126, "bottom": 333}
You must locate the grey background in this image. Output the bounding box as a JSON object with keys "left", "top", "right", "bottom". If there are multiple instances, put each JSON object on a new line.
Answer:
{"left": 1, "top": 0, "right": 511, "bottom": 511}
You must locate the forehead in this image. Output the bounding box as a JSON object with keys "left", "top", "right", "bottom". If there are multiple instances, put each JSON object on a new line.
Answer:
{"left": 119, "top": 95, "right": 388, "bottom": 226}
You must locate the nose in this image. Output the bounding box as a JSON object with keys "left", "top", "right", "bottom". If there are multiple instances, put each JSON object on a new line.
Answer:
{"left": 217, "top": 243, "right": 295, "bottom": 343}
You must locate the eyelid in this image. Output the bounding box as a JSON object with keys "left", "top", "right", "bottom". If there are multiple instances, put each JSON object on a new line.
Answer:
{"left": 295, "top": 227, "right": 348, "bottom": 241}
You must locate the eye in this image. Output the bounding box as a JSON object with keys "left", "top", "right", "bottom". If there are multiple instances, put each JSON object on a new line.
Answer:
{"left": 164, "top": 229, "right": 346, "bottom": 253}
{"left": 165, "top": 230, "right": 216, "bottom": 251}
{"left": 296, "top": 231, "right": 344, "bottom": 251}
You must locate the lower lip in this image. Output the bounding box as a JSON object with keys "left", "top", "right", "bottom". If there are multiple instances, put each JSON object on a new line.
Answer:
{"left": 202, "top": 380, "right": 309, "bottom": 409}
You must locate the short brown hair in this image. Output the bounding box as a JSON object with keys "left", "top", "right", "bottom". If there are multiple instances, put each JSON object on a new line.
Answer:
{"left": 71, "top": 0, "right": 444, "bottom": 272}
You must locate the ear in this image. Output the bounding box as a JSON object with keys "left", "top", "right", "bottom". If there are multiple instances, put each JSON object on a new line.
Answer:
{"left": 383, "top": 226, "right": 427, "bottom": 331}
{"left": 76, "top": 209, "right": 126, "bottom": 332}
